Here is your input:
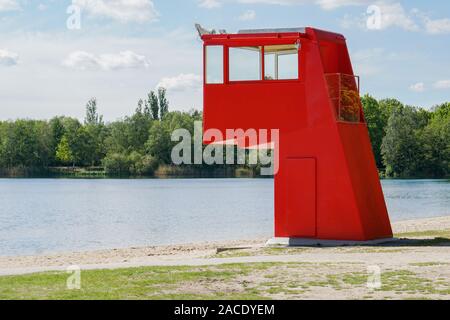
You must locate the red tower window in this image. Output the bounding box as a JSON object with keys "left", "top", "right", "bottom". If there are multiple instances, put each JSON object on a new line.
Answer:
{"left": 205, "top": 46, "right": 224, "bottom": 84}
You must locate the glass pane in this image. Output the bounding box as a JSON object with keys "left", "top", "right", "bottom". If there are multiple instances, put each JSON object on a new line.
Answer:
{"left": 278, "top": 53, "right": 298, "bottom": 79}
{"left": 229, "top": 47, "right": 261, "bottom": 81}
{"left": 264, "top": 53, "right": 276, "bottom": 80}
{"left": 264, "top": 45, "right": 299, "bottom": 80}
{"left": 206, "top": 46, "right": 223, "bottom": 84}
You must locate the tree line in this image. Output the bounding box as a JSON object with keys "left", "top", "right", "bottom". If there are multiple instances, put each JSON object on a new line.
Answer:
{"left": 362, "top": 95, "right": 449, "bottom": 178}
{"left": 0, "top": 91, "right": 448, "bottom": 178}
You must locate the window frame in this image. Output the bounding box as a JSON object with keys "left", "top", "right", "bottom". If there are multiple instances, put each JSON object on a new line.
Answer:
{"left": 204, "top": 45, "right": 225, "bottom": 85}
{"left": 227, "top": 46, "right": 263, "bottom": 82}
{"left": 264, "top": 45, "right": 299, "bottom": 81}
{"left": 226, "top": 41, "right": 301, "bottom": 85}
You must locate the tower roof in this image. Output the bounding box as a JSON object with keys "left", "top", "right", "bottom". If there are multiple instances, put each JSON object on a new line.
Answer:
{"left": 238, "top": 27, "right": 306, "bottom": 34}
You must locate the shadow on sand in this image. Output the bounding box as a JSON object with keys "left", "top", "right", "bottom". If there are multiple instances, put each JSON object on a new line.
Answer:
{"left": 277, "top": 237, "right": 450, "bottom": 248}
{"left": 378, "top": 237, "right": 450, "bottom": 247}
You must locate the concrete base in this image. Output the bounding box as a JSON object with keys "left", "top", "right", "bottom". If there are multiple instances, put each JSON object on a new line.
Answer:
{"left": 266, "top": 237, "right": 397, "bottom": 247}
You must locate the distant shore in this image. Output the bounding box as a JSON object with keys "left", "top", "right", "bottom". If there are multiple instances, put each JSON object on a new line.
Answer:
{"left": 0, "top": 165, "right": 264, "bottom": 179}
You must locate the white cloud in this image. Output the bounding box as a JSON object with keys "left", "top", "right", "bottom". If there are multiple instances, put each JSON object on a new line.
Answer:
{"left": 424, "top": 18, "right": 450, "bottom": 35}
{"left": 198, "top": 0, "right": 222, "bottom": 8}
{"left": 0, "top": 0, "right": 19, "bottom": 11}
{"left": 72, "top": 0, "right": 159, "bottom": 23}
{"left": 239, "top": 10, "right": 256, "bottom": 21}
{"left": 198, "top": 0, "right": 372, "bottom": 10}
{"left": 316, "top": 0, "right": 371, "bottom": 10}
{"left": 0, "top": 49, "right": 19, "bottom": 66}
{"left": 434, "top": 80, "right": 450, "bottom": 90}
{"left": 340, "top": 2, "right": 419, "bottom": 32}
{"left": 409, "top": 82, "right": 425, "bottom": 92}
{"left": 37, "top": 3, "right": 47, "bottom": 11}
{"left": 198, "top": 0, "right": 450, "bottom": 35}
{"left": 157, "top": 73, "right": 202, "bottom": 91}
{"left": 376, "top": 2, "right": 418, "bottom": 31}
{"left": 339, "top": 14, "right": 366, "bottom": 29}
{"left": 197, "top": 0, "right": 450, "bottom": 36}
{"left": 63, "top": 50, "right": 150, "bottom": 71}
{"left": 0, "top": 31, "right": 202, "bottom": 121}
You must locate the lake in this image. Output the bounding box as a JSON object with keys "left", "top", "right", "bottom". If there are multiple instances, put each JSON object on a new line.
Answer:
{"left": 0, "top": 179, "right": 449, "bottom": 256}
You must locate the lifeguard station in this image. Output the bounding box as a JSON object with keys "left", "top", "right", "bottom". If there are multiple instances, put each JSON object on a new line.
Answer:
{"left": 199, "top": 26, "right": 393, "bottom": 243}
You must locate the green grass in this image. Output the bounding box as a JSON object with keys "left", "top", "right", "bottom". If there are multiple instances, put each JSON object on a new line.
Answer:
{"left": 303, "top": 269, "right": 450, "bottom": 297}
{"left": 1, "top": 262, "right": 449, "bottom": 300}
{"left": 394, "top": 229, "right": 450, "bottom": 247}
{"left": 409, "top": 262, "right": 449, "bottom": 267}
{"left": 212, "top": 230, "right": 450, "bottom": 259}
{"left": 378, "top": 271, "right": 438, "bottom": 294}
{"left": 213, "top": 247, "right": 310, "bottom": 259}
{"left": 0, "top": 264, "right": 272, "bottom": 300}
{"left": 395, "top": 229, "right": 450, "bottom": 239}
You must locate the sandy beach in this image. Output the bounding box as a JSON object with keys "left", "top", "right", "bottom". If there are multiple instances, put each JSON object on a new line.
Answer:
{"left": 1, "top": 216, "right": 449, "bottom": 276}
{"left": 0, "top": 216, "right": 449, "bottom": 300}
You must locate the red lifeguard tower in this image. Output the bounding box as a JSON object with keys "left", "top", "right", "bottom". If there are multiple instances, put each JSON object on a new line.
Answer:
{"left": 199, "top": 26, "right": 393, "bottom": 244}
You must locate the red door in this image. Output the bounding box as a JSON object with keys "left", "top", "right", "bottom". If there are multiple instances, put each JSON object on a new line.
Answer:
{"left": 286, "top": 158, "right": 317, "bottom": 238}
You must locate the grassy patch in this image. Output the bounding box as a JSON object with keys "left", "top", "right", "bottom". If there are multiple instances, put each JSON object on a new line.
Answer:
{"left": 393, "top": 229, "right": 450, "bottom": 247}
{"left": 213, "top": 247, "right": 310, "bottom": 259}
{"left": 1, "top": 262, "right": 448, "bottom": 300}
{"left": 303, "top": 269, "right": 450, "bottom": 297}
{"left": 378, "top": 270, "right": 450, "bottom": 295}
{"left": 213, "top": 249, "right": 255, "bottom": 259}
{"left": 409, "top": 262, "right": 449, "bottom": 267}
{"left": 395, "top": 229, "right": 450, "bottom": 239}
{"left": 0, "top": 264, "right": 274, "bottom": 300}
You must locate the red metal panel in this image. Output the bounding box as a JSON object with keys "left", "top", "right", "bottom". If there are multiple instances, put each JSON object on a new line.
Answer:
{"left": 337, "top": 123, "right": 393, "bottom": 239}
{"left": 286, "top": 158, "right": 316, "bottom": 238}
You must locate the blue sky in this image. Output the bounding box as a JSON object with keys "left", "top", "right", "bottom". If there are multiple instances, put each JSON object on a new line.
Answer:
{"left": 0, "top": 0, "right": 449, "bottom": 121}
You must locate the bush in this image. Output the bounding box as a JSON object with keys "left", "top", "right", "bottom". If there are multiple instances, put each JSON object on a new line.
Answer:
{"left": 128, "top": 151, "right": 158, "bottom": 176}
{"left": 103, "top": 152, "right": 158, "bottom": 176}
{"left": 103, "top": 153, "right": 131, "bottom": 175}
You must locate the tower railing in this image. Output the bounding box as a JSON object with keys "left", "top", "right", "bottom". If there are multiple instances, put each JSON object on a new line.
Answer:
{"left": 325, "top": 73, "right": 364, "bottom": 124}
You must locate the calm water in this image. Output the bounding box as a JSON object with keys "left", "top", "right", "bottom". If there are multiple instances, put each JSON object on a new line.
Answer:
{"left": 0, "top": 179, "right": 449, "bottom": 256}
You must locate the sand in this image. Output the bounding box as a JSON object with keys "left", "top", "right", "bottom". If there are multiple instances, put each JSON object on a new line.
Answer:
{"left": 0, "top": 216, "right": 449, "bottom": 276}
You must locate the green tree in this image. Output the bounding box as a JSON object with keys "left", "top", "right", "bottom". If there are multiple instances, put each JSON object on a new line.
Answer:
{"left": 84, "top": 98, "right": 103, "bottom": 126}
{"left": 49, "top": 117, "right": 66, "bottom": 165}
{"left": 381, "top": 105, "right": 426, "bottom": 177}
{"left": 73, "top": 126, "right": 95, "bottom": 166}
{"left": 56, "top": 135, "right": 74, "bottom": 166}
{"left": 84, "top": 99, "right": 106, "bottom": 165}
{"left": 145, "top": 121, "right": 172, "bottom": 164}
{"left": 418, "top": 103, "right": 450, "bottom": 177}
{"left": 361, "top": 94, "right": 388, "bottom": 168}
{"left": 0, "top": 120, "right": 42, "bottom": 168}
{"left": 104, "top": 121, "right": 130, "bottom": 154}
{"left": 34, "top": 121, "right": 53, "bottom": 167}
{"left": 145, "top": 111, "right": 197, "bottom": 165}
{"left": 158, "top": 87, "right": 169, "bottom": 120}
{"left": 378, "top": 98, "right": 403, "bottom": 117}
{"left": 59, "top": 117, "right": 93, "bottom": 166}
{"left": 124, "top": 103, "right": 153, "bottom": 153}
{"left": 148, "top": 91, "right": 159, "bottom": 120}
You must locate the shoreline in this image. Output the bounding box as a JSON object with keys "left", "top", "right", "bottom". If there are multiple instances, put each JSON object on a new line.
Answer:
{"left": 0, "top": 215, "right": 449, "bottom": 276}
